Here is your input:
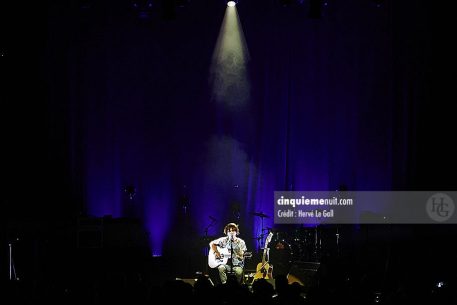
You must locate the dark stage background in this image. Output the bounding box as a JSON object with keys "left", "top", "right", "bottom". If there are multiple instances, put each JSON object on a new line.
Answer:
{"left": 1, "top": 0, "right": 456, "bottom": 301}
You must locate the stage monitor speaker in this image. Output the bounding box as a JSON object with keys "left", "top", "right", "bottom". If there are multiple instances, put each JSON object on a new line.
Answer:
{"left": 287, "top": 261, "right": 320, "bottom": 291}
{"left": 176, "top": 277, "right": 214, "bottom": 287}
{"left": 178, "top": 278, "right": 197, "bottom": 286}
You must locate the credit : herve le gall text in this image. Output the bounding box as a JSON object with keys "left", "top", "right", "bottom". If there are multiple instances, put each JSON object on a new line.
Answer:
{"left": 277, "top": 209, "right": 335, "bottom": 218}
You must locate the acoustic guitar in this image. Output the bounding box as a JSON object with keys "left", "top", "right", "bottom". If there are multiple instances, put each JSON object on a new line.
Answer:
{"left": 253, "top": 231, "right": 274, "bottom": 280}
{"left": 208, "top": 245, "right": 252, "bottom": 269}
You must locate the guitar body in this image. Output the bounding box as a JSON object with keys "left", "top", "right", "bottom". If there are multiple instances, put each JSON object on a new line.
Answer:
{"left": 253, "top": 262, "right": 273, "bottom": 280}
{"left": 208, "top": 245, "right": 252, "bottom": 269}
{"left": 253, "top": 232, "right": 274, "bottom": 280}
{"left": 208, "top": 246, "right": 231, "bottom": 268}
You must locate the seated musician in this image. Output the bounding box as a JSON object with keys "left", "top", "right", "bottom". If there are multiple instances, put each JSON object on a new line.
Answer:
{"left": 209, "top": 223, "right": 247, "bottom": 284}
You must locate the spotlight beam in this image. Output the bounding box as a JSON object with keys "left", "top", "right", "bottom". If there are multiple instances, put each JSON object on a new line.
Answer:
{"left": 209, "top": 2, "right": 250, "bottom": 109}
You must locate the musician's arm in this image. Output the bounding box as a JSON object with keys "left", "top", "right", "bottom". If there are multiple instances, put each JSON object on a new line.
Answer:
{"left": 210, "top": 241, "right": 221, "bottom": 258}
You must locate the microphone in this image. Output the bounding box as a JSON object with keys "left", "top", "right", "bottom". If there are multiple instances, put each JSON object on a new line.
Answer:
{"left": 209, "top": 216, "right": 217, "bottom": 221}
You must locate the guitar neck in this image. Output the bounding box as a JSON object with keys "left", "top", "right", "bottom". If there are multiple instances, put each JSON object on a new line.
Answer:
{"left": 261, "top": 232, "right": 272, "bottom": 264}
{"left": 261, "top": 248, "right": 267, "bottom": 264}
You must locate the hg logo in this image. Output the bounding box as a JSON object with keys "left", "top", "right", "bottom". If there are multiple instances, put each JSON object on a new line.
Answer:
{"left": 426, "top": 193, "right": 455, "bottom": 222}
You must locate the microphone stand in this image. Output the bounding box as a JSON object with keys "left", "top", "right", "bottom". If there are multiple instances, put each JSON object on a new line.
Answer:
{"left": 229, "top": 235, "right": 235, "bottom": 280}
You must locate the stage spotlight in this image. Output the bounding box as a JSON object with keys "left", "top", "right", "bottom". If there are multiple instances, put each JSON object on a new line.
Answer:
{"left": 227, "top": 1, "right": 237, "bottom": 7}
